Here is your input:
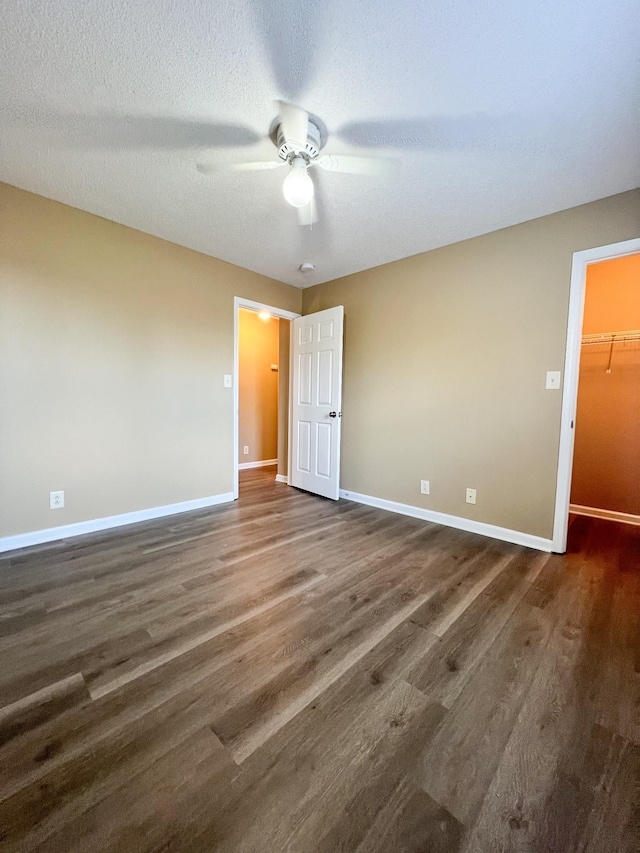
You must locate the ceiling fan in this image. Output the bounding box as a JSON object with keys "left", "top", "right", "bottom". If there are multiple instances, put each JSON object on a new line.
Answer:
{"left": 6, "top": 100, "right": 531, "bottom": 233}
{"left": 196, "top": 101, "right": 393, "bottom": 226}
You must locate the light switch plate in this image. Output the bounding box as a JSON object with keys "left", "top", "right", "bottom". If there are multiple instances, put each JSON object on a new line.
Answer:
{"left": 224, "top": 374, "right": 232, "bottom": 388}
{"left": 546, "top": 371, "right": 561, "bottom": 390}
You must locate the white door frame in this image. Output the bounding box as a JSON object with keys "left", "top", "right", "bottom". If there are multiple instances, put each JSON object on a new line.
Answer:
{"left": 233, "top": 297, "right": 301, "bottom": 500}
{"left": 552, "top": 237, "right": 640, "bottom": 552}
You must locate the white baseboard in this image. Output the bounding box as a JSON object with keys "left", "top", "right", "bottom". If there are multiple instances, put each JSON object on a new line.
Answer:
{"left": 238, "top": 459, "right": 278, "bottom": 470}
{"left": 0, "top": 492, "right": 235, "bottom": 554}
{"left": 569, "top": 504, "right": 640, "bottom": 526}
{"left": 275, "top": 474, "right": 289, "bottom": 484}
{"left": 339, "top": 489, "right": 554, "bottom": 552}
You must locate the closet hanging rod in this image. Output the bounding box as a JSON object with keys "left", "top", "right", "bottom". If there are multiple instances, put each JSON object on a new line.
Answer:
{"left": 581, "top": 329, "right": 640, "bottom": 346}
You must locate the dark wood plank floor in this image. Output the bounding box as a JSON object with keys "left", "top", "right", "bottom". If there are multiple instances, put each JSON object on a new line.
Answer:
{"left": 0, "top": 467, "right": 638, "bottom": 852}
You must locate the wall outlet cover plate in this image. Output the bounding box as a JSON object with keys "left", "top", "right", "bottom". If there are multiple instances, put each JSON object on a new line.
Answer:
{"left": 50, "top": 490, "right": 65, "bottom": 509}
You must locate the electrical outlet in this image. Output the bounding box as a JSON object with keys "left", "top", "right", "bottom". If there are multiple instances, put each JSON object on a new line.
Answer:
{"left": 50, "top": 490, "right": 65, "bottom": 509}
{"left": 420, "top": 480, "right": 430, "bottom": 495}
{"left": 243, "top": 446, "right": 249, "bottom": 455}
{"left": 466, "top": 488, "right": 477, "bottom": 505}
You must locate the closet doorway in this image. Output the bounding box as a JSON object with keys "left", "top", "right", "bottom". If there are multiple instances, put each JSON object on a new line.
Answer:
{"left": 238, "top": 308, "right": 280, "bottom": 472}
{"left": 233, "top": 298, "right": 300, "bottom": 499}
{"left": 570, "top": 253, "right": 640, "bottom": 524}
{"left": 553, "top": 238, "right": 640, "bottom": 552}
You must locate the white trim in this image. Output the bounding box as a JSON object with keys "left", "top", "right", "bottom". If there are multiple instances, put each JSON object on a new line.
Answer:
{"left": 0, "top": 492, "right": 234, "bottom": 554}
{"left": 238, "top": 458, "right": 278, "bottom": 470}
{"left": 339, "top": 489, "right": 554, "bottom": 552}
{"left": 233, "top": 297, "right": 301, "bottom": 500}
{"left": 569, "top": 504, "right": 640, "bottom": 526}
{"left": 552, "top": 237, "right": 640, "bottom": 553}
{"left": 275, "top": 474, "right": 289, "bottom": 484}
{"left": 234, "top": 298, "right": 300, "bottom": 321}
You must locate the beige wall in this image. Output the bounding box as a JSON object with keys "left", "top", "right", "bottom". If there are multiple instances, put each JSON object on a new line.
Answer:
{"left": 302, "top": 190, "right": 640, "bottom": 540}
{"left": 3, "top": 181, "right": 638, "bottom": 543}
{"left": 238, "top": 310, "right": 279, "bottom": 464}
{"left": 571, "top": 253, "right": 640, "bottom": 515}
{"left": 0, "top": 183, "right": 301, "bottom": 538}
{"left": 277, "top": 320, "right": 290, "bottom": 478}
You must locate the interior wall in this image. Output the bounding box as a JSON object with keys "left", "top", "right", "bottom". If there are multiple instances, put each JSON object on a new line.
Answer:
{"left": 277, "top": 320, "right": 290, "bottom": 478}
{"left": 302, "top": 189, "right": 640, "bottom": 541}
{"left": 570, "top": 253, "right": 640, "bottom": 515}
{"left": 0, "top": 182, "right": 301, "bottom": 539}
{"left": 238, "top": 310, "right": 279, "bottom": 465}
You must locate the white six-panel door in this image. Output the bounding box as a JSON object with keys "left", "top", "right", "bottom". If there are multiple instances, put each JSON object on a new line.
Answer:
{"left": 291, "top": 306, "right": 344, "bottom": 500}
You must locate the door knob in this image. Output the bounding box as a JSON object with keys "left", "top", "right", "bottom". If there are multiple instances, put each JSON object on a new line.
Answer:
{"left": 329, "top": 411, "right": 337, "bottom": 418}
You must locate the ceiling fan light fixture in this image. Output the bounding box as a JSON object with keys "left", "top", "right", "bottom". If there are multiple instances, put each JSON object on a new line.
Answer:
{"left": 282, "top": 156, "right": 314, "bottom": 208}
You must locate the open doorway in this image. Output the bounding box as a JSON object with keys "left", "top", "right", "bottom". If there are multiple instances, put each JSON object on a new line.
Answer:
{"left": 237, "top": 308, "right": 290, "bottom": 490}
{"left": 233, "top": 298, "right": 300, "bottom": 499}
{"left": 569, "top": 253, "right": 640, "bottom": 524}
{"left": 238, "top": 308, "right": 280, "bottom": 473}
{"left": 553, "top": 238, "right": 640, "bottom": 551}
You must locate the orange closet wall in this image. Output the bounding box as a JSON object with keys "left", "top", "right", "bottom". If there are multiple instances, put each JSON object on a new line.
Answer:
{"left": 570, "top": 253, "right": 640, "bottom": 515}
{"left": 238, "top": 310, "right": 279, "bottom": 465}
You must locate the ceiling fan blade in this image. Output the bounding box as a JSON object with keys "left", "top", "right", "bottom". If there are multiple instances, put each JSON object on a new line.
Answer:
{"left": 3, "top": 108, "right": 261, "bottom": 150}
{"left": 297, "top": 196, "right": 318, "bottom": 227}
{"left": 196, "top": 160, "right": 285, "bottom": 174}
{"left": 232, "top": 160, "right": 286, "bottom": 171}
{"left": 105, "top": 117, "right": 260, "bottom": 149}
{"left": 336, "top": 115, "right": 520, "bottom": 151}
{"left": 277, "top": 101, "right": 309, "bottom": 153}
{"left": 313, "top": 154, "right": 394, "bottom": 175}
{"left": 250, "top": 1, "right": 323, "bottom": 101}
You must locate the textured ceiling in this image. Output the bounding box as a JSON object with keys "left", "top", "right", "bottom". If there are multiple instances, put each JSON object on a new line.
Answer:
{"left": 1, "top": 0, "right": 638, "bottom": 287}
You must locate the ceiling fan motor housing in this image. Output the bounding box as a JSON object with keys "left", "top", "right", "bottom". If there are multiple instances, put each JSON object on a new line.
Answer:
{"left": 277, "top": 120, "right": 322, "bottom": 162}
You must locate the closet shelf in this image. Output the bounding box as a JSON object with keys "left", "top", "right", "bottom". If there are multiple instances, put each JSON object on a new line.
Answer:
{"left": 581, "top": 329, "right": 640, "bottom": 346}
